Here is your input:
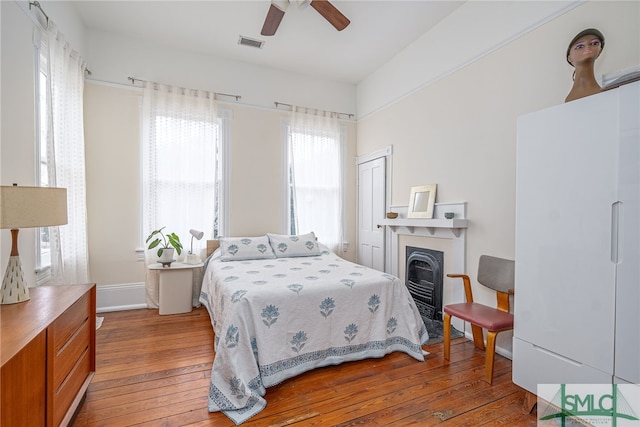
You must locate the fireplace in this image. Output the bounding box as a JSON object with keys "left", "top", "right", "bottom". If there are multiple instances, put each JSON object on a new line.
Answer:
{"left": 382, "top": 201, "right": 468, "bottom": 342}
{"left": 405, "top": 245, "right": 462, "bottom": 343}
{"left": 405, "top": 246, "right": 444, "bottom": 323}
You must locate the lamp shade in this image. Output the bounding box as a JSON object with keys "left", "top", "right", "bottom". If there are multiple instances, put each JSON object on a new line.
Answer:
{"left": 186, "top": 229, "right": 205, "bottom": 265}
{"left": 189, "top": 229, "right": 204, "bottom": 240}
{"left": 1, "top": 185, "right": 68, "bottom": 304}
{"left": 1, "top": 185, "right": 68, "bottom": 229}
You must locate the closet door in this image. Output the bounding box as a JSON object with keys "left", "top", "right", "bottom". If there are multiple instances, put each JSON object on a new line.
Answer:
{"left": 515, "top": 89, "right": 618, "bottom": 376}
{"left": 357, "top": 156, "right": 386, "bottom": 271}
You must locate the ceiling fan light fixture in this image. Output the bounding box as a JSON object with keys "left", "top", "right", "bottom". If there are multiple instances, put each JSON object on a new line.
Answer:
{"left": 261, "top": 0, "right": 349, "bottom": 36}
{"left": 271, "top": 0, "right": 290, "bottom": 12}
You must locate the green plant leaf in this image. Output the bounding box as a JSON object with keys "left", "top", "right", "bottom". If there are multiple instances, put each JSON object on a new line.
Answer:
{"left": 145, "top": 231, "right": 158, "bottom": 244}
{"left": 148, "top": 238, "right": 160, "bottom": 250}
{"left": 145, "top": 227, "right": 165, "bottom": 243}
{"left": 168, "top": 234, "right": 183, "bottom": 254}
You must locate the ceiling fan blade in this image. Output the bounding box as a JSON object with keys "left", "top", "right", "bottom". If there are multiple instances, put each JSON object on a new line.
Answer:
{"left": 310, "top": 0, "right": 350, "bottom": 31}
{"left": 261, "top": 3, "right": 286, "bottom": 36}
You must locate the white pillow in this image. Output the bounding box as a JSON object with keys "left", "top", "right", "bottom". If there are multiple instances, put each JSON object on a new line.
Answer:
{"left": 267, "top": 232, "right": 321, "bottom": 258}
{"left": 219, "top": 236, "right": 275, "bottom": 261}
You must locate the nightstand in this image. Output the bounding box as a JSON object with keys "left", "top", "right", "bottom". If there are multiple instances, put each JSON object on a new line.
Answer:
{"left": 148, "top": 262, "right": 203, "bottom": 315}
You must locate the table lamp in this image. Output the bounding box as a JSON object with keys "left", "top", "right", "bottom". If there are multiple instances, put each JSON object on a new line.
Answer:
{"left": 185, "top": 229, "right": 204, "bottom": 264}
{"left": 0, "top": 184, "right": 67, "bottom": 304}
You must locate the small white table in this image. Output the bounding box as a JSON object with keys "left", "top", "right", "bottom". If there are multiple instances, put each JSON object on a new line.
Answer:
{"left": 148, "top": 262, "right": 203, "bottom": 315}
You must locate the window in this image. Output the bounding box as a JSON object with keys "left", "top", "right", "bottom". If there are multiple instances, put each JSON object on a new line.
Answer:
{"left": 285, "top": 116, "right": 345, "bottom": 253}
{"left": 34, "top": 32, "right": 51, "bottom": 281}
{"left": 146, "top": 113, "right": 227, "bottom": 236}
{"left": 141, "top": 84, "right": 229, "bottom": 259}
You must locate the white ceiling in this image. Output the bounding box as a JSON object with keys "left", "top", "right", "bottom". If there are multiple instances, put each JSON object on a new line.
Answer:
{"left": 72, "top": 1, "right": 466, "bottom": 85}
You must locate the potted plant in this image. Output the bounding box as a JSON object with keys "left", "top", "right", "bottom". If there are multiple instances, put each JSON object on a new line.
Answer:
{"left": 146, "top": 227, "right": 183, "bottom": 262}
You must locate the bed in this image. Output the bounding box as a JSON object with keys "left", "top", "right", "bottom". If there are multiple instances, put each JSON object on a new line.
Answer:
{"left": 199, "top": 233, "right": 429, "bottom": 424}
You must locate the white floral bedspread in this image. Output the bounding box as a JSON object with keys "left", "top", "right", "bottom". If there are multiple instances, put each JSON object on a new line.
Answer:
{"left": 199, "top": 246, "right": 428, "bottom": 425}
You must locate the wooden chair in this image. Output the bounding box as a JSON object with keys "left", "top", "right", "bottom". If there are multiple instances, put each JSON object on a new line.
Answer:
{"left": 444, "top": 255, "right": 515, "bottom": 384}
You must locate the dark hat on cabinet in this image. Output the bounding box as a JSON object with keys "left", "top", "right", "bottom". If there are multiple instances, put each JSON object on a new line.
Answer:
{"left": 566, "top": 28, "right": 605, "bottom": 66}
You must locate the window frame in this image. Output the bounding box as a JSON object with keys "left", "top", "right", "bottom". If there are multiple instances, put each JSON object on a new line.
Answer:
{"left": 34, "top": 29, "right": 52, "bottom": 284}
{"left": 136, "top": 108, "right": 231, "bottom": 260}
{"left": 281, "top": 118, "right": 346, "bottom": 237}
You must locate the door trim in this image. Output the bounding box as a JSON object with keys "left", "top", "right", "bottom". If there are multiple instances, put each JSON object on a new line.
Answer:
{"left": 356, "top": 145, "right": 392, "bottom": 271}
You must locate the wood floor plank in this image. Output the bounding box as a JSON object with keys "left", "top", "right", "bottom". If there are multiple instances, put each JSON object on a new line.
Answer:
{"left": 262, "top": 354, "right": 513, "bottom": 426}
{"left": 73, "top": 308, "right": 538, "bottom": 426}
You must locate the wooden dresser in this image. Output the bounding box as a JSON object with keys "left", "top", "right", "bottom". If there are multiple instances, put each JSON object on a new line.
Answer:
{"left": 1, "top": 284, "right": 96, "bottom": 426}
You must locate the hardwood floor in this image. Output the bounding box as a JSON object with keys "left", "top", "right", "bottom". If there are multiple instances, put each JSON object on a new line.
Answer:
{"left": 72, "top": 308, "right": 537, "bottom": 426}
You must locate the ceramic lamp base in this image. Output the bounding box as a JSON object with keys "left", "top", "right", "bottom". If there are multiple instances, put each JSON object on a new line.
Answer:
{"left": 185, "top": 253, "right": 201, "bottom": 265}
{"left": 1, "top": 255, "right": 30, "bottom": 304}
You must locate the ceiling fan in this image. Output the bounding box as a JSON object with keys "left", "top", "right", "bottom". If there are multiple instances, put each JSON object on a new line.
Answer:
{"left": 261, "top": 0, "right": 350, "bottom": 36}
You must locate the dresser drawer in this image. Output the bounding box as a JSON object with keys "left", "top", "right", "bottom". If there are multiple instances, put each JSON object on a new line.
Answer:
{"left": 53, "top": 317, "right": 90, "bottom": 391}
{"left": 53, "top": 293, "right": 90, "bottom": 352}
{"left": 48, "top": 289, "right": 93, "bottom": 426}
{"left": 52, "top": 347, "right": 91, "bottom": 427}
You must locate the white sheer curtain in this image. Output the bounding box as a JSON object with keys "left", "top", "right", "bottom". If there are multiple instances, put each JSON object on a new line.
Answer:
{"left": 46, "top": 22, "right": 90, "bottom": 285}
{"left": 289, "top": 107, "right": 344, "bottom": 253}
{"left": 142, "top": 82, "right": 218, "bottom": 307}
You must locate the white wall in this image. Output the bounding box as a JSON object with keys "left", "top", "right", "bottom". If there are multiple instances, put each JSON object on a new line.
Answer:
{"left": 357, "top": 0, "right": 639, "bottom": 353}
{"left": 1, "top": 1, "right": 36, "bottom": 279}
{"left": 84, "top": 28, "right": 356, "bottom": 116}
{"left": 357, "top": 1, "right": 582, "bottom": 118}
{"left": 83, "top": 83, "right": 144, "bottom": 287}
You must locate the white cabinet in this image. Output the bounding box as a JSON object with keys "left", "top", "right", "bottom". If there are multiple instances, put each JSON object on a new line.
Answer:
{"left": 513, "top": 81, "right": 640, "bottom": 394}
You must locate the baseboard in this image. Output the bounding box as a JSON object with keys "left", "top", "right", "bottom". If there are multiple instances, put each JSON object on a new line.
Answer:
{"left": 463, "top": 330, "right": 513, "bottom": 360}
{"left": 96, "top": 282, "right": 147, "bottom": 313}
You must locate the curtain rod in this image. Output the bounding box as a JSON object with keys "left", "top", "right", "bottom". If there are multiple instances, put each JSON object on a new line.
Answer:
{"left": 274, "top": 101, "right": 354, "bottom": 119}
{"left": 29, "top": 1, "right": 48, "bottom": 25}
{"left": 127, "top": 77, "right": 241, "bottom": 101}
{"left": 29, "top": 1, "right": 93, "bottom": 76}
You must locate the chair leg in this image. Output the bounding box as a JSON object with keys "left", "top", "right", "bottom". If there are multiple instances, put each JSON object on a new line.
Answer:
{"left": 471, "top": 324, "right": 485, "bottom": 350}
{"left": 484, "top": 331, "right": 498, "bottom": 384}
{"left": 443, "top": 313, "right": 451, "bottom": 361}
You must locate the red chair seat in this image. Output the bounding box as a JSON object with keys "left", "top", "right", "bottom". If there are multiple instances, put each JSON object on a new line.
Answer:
{"left": 444, "top": 302, "right": 513, "bottom": 332}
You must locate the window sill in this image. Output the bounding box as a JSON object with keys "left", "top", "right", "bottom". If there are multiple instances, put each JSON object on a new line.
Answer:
{"left": 35, "top": 266, "right": 52, "bottom": 286}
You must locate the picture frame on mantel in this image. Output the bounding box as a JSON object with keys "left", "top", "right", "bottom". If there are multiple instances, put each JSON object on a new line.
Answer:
{"left": 407, "top": 184, "right": 437, "bottom": 219}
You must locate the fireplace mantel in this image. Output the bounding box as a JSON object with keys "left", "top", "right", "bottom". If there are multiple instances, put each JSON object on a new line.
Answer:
{"left": 382, "top": 202, "right": 467, "bottom": 331}
{"left": 381, "top": 201, "right": 468, "bottom": 255}
{"left": 379, "top": 218, "right": 468, "bottom": 237}
{"left": 382, "top": 202, "right": 467, "bottom": 277}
